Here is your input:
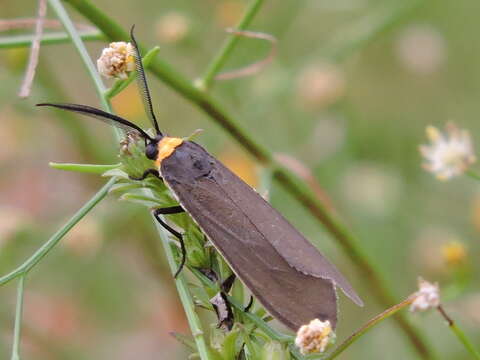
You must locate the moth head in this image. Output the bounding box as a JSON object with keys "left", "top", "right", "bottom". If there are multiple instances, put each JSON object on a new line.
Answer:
{"left": 145, "top": 135, "right": 162, "bottom": 160}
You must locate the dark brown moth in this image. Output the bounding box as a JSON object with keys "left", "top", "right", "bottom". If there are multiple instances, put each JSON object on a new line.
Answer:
{"left": 37, "top": 27, "right": 363, "bottom": 331}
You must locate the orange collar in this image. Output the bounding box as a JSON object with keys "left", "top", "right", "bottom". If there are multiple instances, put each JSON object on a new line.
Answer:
{"left": 155, "top": 137, "right": 183, "bottom": 167}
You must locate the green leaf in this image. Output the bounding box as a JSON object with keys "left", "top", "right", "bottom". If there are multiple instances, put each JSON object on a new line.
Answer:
{"left": 119, "top": 193, "right": 162, "bottom": 207}
{"left": 210, "top": 326, "right": 241, "bottom": 360}
{"left": 170, "top": 332, "right": 197, "bottom": 351}
{"left": 108, "top": 182, "right": 144, "bottom": 193}
{"left": 49, "top": 162, "right": 121, "bottom": 174}
{"left": 261, "top": 341, "right": 290, "bottom": 360}
{"left": 189, "top": 285, "right": 213, "bottom": 310}
{"left": 221, "top": 328, "right": 241, "bottom": 359}
{"left": 206, "top": 346, "right": 223, "bottom": 360}
{"left": 102, "top": 168, "right": 130, "bottom": 179}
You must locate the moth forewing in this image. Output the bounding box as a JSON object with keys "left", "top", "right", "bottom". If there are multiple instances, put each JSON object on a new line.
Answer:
{"left": 159, "top": 141, "right": 358, "bottom": 329}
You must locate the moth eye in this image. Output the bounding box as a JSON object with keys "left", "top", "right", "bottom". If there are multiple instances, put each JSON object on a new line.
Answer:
{"left": 145, "top": 144, "right": 159, "bottom": 160}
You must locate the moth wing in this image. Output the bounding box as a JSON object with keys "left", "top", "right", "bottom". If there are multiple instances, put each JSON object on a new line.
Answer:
{"left": 163, "top": 142, "right": 363, "bottom": 307}
{"left": 162, "top": 143, "right": 338, "bottom": 329}
{"left": 209, "top": 156, "right": 363, "bottom": 307}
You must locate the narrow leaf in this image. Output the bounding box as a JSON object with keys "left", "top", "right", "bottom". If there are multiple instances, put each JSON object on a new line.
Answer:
{"left": 50, "top": 162, "right": 121, "bottom": 174}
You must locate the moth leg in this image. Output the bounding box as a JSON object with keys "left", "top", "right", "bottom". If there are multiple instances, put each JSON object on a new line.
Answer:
{"left": 152, "top": 206, "right": 186, "bottom": 278}
{"left": 221, "top": 273, "right": 236, "bottom": 292}
{"left": 244, "top": 296, "right": 254, "bottom": 313}
{"left": 130, "top": 168, "right": 161, "bottom": 181}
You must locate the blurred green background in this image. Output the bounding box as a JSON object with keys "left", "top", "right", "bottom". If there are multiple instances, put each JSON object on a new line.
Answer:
{"left": 1, "top": 0, "right": 479, "bottom": 359}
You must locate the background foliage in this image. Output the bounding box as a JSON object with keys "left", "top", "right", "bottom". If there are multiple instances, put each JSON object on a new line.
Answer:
{"left": 1, "top": 0, "right": 479, "bottom": 359}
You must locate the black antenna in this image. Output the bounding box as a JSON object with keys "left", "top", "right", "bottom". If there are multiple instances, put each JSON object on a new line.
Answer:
{"left": 37, "top": 103, "right": 154, "bottom": 141}
{"left": 130, "top": 25, "right": 162, "bottom": 136}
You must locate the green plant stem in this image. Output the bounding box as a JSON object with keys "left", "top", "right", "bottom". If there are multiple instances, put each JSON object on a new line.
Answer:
{"left": 324, "top": 297, "right": 414, "bottom": 360}
{"left": 63, "top": 0, "right": 271, "bottom": 162}
{"left": 0, "top": 30, "right": 103, "bottom": 49}
{"left": 450, "top": 325, "right": 480, "bottom": 359}
{"left": 154, "top": 216, "right": 211, "bottom": 360}
{"left": 61, "top": 2, "right": 433, "bottom": 358}
{"left": 48, "top": 0, "right": 108, "bottom": 109}
{"left": 272, "top": 167, "right": 433, "bottom": 359}
{"left": 49, "top": 162, "right": 120, "bottom": 173}
{"left": 437, "top": 305, "right": 480, "bottom": 360}
{"left": 189, "top": 267, "right": 291, "bottom": 345}
{"left": 10, "top": 276, "right": 25, "bottom": 360}
{"left": 227, "top": 296, "right": 294, "bottom": 344}
{"left": 49, "top": 2, "right": 212, "bottom": 358}
{"left": 197, "top": 0, "right": 265, "bottom": 91}
{"left": 0, "top": 178, "right": 115, "bottom": 286}
{"left": 48, "top": 0, "right": 123, "bottom": 141}
{"left": 37, "top": 59, "right": 111, "bottom": 162}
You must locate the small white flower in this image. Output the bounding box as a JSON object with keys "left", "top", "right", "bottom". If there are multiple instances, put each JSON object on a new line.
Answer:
{"left": 97, "top": 42, "right": 135, "bottom": 79}
{"left": 295, "top": 319, "right": 335, "bottom": 355}
{"left": 410, "top": 277, "right": 440, "bottom": 312}
{"left": 420, "top": 123, "right": 476, "bottom": 180}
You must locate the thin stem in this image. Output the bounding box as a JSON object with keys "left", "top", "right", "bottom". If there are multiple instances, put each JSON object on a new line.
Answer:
{"left": 324, "top": 297, "right": 414, "bottom": 360}
{"left": 0, "top": 30, "right": 103, "bottom": 48}
{"left": 18, "top": 0, "right": 47, "bottom": 98}
{"left": 10, "top": 276, "right": 26, "bottom": 360}
{"left": 49, "top": 162, "right": 120, "bottom": 173}
{"left": 213, "top": 29, "right": 277, "bottom": 81}
{"left": 0, "top": 18, "right": 92, "bottom": 31}
{"left": 48, "top": 0, "right": 122, "bottom": 144}
{"left": 0, "top": 178, "right": 116, "bottom": 286}
{"left": 271, "top": 167, "right": 434, "bottom": 359}
{"left": 154, "top": 216, "right": 211, "bottom": 360}
{"left": 227, "top": 296, "right": 293, "bottom": 344}
{"left": 189, "top": 267, "right": 291, "bottom": 345}
{"left": 48, "top": 0, "right": 108, "bottom": 109}
{"left": 61, "top": 2, "right": 433, "bottom": 358}
{"left": 48, "top": 2, "right": 211, "bottom": 358}
{"left": 437, "top": 305, "right": 480, "bottom": 360}
{"left": 198, "top": 0, "right": 265, "bottom": 91}
{"left": 37, "top": 58, "right": 111, "bottom": 162}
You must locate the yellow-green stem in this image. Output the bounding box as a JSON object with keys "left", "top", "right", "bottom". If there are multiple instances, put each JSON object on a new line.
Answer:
{"left": 154, "top": 215, "right": 212, "bottom": 360}
{"left": 49, "top": 1, "right": 212, "bottom": 357}
{"left": 437, "top": 305, "right": 480, "bottom": 360}
{"left": 10, "top": 276, "right": 25, "bottom": 360}
{"left": 0, "top": 178, "right": 116, "bottom": 286}
{"left": 324, "top": 297, "right": 415, "bottom": 360}
{"left": 197, "top": 0, "right": 265, "bottom": 91}
{"left": 0, "top": 30, "right": 103, "bottom": 48}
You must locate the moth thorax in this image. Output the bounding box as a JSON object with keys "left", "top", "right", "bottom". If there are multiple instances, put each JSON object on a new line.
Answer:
{"left": 155, "top": 136, "right": 183, "bottom": 167}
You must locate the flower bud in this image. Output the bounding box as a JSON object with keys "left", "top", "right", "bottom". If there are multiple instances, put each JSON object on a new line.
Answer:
{"left": 97, "top": 42, "right": 135, "bottom": 79}
{"left": 295, "top": 319, "right": 335, "bottom": 355}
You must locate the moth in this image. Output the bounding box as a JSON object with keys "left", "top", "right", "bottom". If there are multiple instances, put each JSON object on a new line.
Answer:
{"left": 38, "top": 28, "right": 363, "bottom": 331}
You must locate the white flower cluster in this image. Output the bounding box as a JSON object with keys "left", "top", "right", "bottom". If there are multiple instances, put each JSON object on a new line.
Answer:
{"left": 410, "top": 277, "right": 440, "bottom": 312}
{"left": 97, "top": 42, "right": 135, "bottom": 79}
{"left": 420, "top": 123, "right": 475, "bottom": 180}
{"left": 295, "top": 318, "right": 335, "bottom": 355}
